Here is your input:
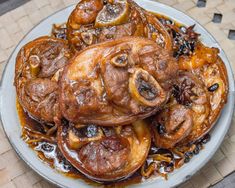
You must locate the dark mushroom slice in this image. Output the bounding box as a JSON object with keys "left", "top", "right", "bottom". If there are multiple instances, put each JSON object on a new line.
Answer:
{"left": 57, "top": 120, "right": 151, "bottom": 182}
{"left": 60, "top": 37, "right": 176, "bottom": 125}
{"left": 14, "top": 36, "right": 71, "bottom": 123}
{"left": 152, "top": 104, "right": 193, "bottom": 149}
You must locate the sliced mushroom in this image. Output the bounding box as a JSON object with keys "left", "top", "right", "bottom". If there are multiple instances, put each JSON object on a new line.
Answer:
{"left": 129, "top": 68, "right": 166, "bottom": 106}
{"left": 67, "top": 125, "right": 104, "bottom": 150}
{"left": 95, "top": 0, "right": 129, "bottom": 27}
{"left": 152, "top": 104, "right": 193, "bottom": 149}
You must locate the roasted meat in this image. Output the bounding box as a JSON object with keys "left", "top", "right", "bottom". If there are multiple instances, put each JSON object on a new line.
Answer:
{"left": 57, "top": 120, "right": 151, "bottom": 182}
{"left": 14, "top": 0, "right": 229, "bottom": 183}
{"left": 60, "top": 37, "right": 178, "bottom": 125}
{"left": 66, "top": 0, "right": 172, "bottom": 52}
{"left": 152, "top": 104, "right": 193, "bottom": 148}
{"left": 15, "top": 36, "right": 71, "bottom": 122}
{"left": 152, "top": 71, "right": 211, "bottom": 148}
{"left": 178, "top": 42, "right": 228, "bottom": 144}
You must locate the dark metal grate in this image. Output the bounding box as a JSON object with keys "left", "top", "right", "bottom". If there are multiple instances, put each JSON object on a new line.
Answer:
{"left": 212, "top": 13, "right": 223, "bottom": 23}
{"left": 197, "top": 0, "right": 207, "bottom": 8}
{"left": 228, "top": 30, "right": 235, "bottom": 40}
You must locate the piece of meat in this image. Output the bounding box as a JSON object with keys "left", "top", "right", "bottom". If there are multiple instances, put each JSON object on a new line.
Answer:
{"left": 15, "top": 36, "right": 71, "bottom": 122}
{"left": 79, "top": 136, "right": 130, "bottom": 175}
{"left": 66, "top": 0, "right": 173, "bottom": 52}
{"left": 173, "top": 72, "right": 211, "bottom": 145}
{"left": 30, "top": 42, "right": 69, "bottom": 78}
{"left": 67, "top": 0, "right": 103, "bottom": 26}
{"left": 57, "top": 120, "right": 151, "bottom": 182}
{"left": 152, "top": 71, "right": 214, "bottom": 148}
{"left": 176, "top": 42, "right": 228, "bottom": 144}
{"left": 152, "top": 104, "right": 193, "bottom": 149}
{"left": 97, "top": 22, "right": 136, "bottom": 42}
{"left": 60, "top": 37, "right": 178, "bottom": 125}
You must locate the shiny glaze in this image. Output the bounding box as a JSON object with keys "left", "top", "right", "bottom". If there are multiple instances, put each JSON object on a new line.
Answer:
{"left": 17, "top": 99, "right": 210, "bottom": 186}
{"left": 14, "top": 3, "right": 225, "bottom": 185}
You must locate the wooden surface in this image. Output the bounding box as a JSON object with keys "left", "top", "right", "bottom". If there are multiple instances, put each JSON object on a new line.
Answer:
{"left": 0, "top": 0, "right": 235, "bottom": 187}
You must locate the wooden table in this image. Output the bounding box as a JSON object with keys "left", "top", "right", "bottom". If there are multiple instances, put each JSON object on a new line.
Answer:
{"left": 0, "top": 0, "right": 235, "bottom": 187}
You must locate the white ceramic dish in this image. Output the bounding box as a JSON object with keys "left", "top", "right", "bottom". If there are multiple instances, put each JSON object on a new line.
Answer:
{"left": 0, "top": 0, "right": 235, "bottom": 187}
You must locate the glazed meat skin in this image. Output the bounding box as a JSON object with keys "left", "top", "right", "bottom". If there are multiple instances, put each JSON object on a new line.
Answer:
{"left": 58, "top": 120, "right": 151, "bottom": 182}
{"left": 13, "top": 0, "right": 230, "bottom": 183}
{"left": 15, "top": 36, "right": 71, "bottom": 122}
{"left": 60, "top": 37, "right": 177, "bottom": 125}
{"left": 79, "top": 136, "right": 130, "bottom": 175}
{"left": 177, "top": 43, "right": 229, "bottom": 144}
{"left": 152, "top": 72, "right": 211, "bottom": 148}
{"left": 152, "top": 104, "right": 193, "bottom": 149}
{"left": 67, "top": 0, "right": 172, "bottom": 52}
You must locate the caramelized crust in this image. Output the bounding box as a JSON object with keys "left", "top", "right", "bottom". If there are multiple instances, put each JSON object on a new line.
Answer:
{"left": 66, "top": 0, "right": 173, "bottom": 52}
{"left": 177, "top": 43, "right": 229, "bottom": 144}
{"left": 15, "top": 36, "right": 71, "bottom": 122}
{"left": 60, "top": 37, "right": 177, "bottom": 125}
{"left": 152, "top": 104, "right": 193, "bottom": 148}
{"left": 14, "top": 0, "right": 229, "bottom": 183}
{"left": 57, "top": 120, "right": 151, "bottom": 182}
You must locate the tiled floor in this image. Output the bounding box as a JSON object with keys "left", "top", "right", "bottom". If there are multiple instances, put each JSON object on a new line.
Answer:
{"left": 0, "top": 0, "right": 30, "bottom": 16}
{"left": 213, "top": 172, "right": 235, "bottom": 188}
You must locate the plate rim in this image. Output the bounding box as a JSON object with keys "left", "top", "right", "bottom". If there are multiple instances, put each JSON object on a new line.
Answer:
{"left": 0, "top": 1, "right": 234, "bottom": 188}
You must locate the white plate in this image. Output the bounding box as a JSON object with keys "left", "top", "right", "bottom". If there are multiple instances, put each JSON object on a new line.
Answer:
{"left": 0, "top": 0, "right": 235, "bottom": 187}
